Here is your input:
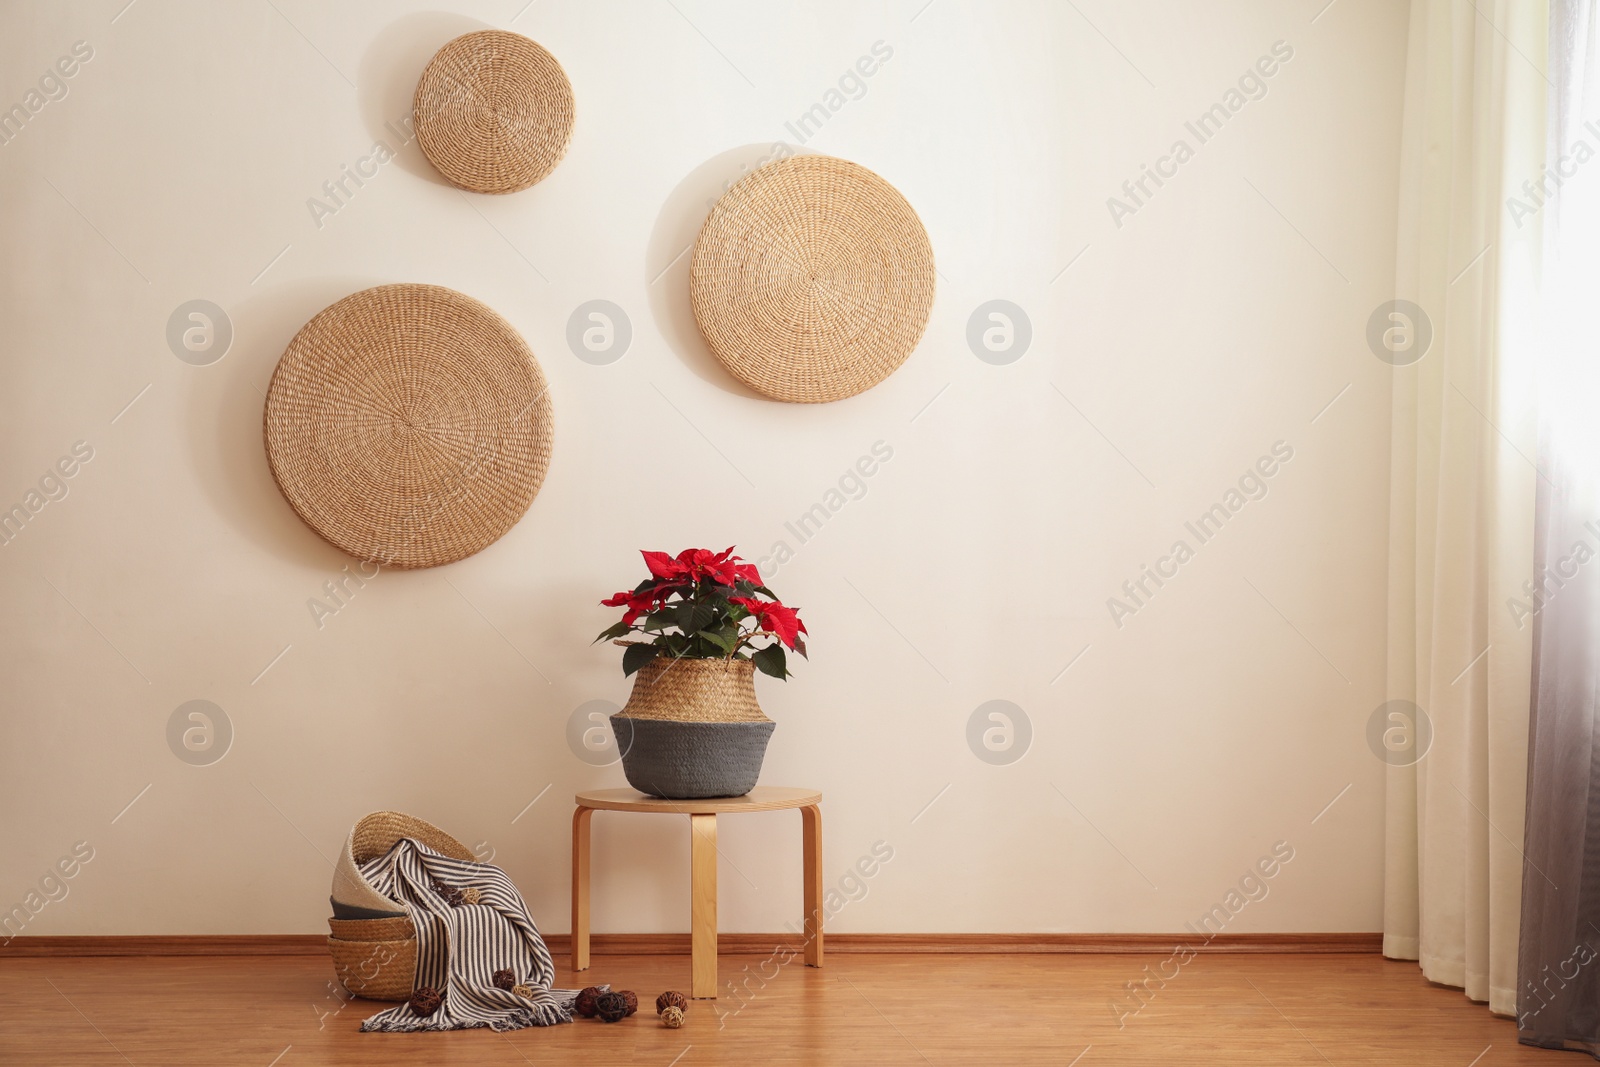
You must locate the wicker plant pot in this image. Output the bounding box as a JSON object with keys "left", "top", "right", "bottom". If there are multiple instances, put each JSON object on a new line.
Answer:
{"left": 326, "top": 812, "right": 475, "bottom": 1000}
{"left": 611, "top": 657, "right": 775, "bottom": 799}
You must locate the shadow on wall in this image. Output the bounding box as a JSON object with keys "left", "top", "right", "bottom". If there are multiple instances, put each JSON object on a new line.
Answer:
{"left": 646, "top": 142, "right": 816, "bottom": 400}
{"left": 356, "top": 12, "right": 492, "bottom": 189}
{"left": 184, "top": 278, "right": 390, "bottom": 569}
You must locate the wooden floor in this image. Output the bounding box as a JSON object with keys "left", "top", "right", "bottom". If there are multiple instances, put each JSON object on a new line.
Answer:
{"left": 0, "top": 951, "right": 1541, "bottom": 1065}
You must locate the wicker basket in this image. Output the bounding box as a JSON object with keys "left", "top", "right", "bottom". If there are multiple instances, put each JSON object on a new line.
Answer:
{"left": 615, "top": 655, "right": 772, "bottom": 723}
{"left": 612, "top": 657, "right": 775, "bottom": 798}
{"left": 327, "top": 812, "right": 474, "bottom": 1000}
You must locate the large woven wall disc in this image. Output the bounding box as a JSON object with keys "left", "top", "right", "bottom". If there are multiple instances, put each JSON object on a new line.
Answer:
{"left": 264, "top": 284, "right": 553, "bottom": 569}
{"left": 690, "top": 155, "right": 935, "bottom": 403}
{"left": 414, "top": 30, "right": 574, "bottom": 194}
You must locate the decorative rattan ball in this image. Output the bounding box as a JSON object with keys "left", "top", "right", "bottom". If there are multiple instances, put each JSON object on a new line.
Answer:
{"left": 264, "top": 283, "right": 554, "bottom": 570}
{"left": 414, "top": 30, "right": 575, "bottom": 194}
{"left": 409, "top": 986, "right": 442, "bottom": 1015}
{"left": 690, "top": 154, "right": 936, "bottom": 403}
{"left": 661, "top": 1005, "right": 685, "bottom": 1028}
{"left": 656, "top": 990, "right": 688, "bottom": 1015}
{"left": 461, "top": 886, "right": 482, "bottom": 905}
{"left": 620, "top": 990, "right": 638, "bottom": 1016}
{"left": 595, "top": 991, "right": 629, "bottom": 1023}
{"left": 575, "top": 986, "right": 603, "bottom": 1018}
{"left": 512, "top": 983, "right": 534, "bottom": 999}
{"left": 492, "top": 969, "right": 516, "bottom": 991}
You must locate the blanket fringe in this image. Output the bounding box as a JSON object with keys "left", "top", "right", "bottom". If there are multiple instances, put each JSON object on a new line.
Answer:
{"left": 360, "top": 1000, "right": 572, "bottom": 1033}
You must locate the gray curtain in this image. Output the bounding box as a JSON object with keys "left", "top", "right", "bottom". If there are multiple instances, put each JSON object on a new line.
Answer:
{"left": 1518, "top": 0, "right": 1600, "bottom": 1053}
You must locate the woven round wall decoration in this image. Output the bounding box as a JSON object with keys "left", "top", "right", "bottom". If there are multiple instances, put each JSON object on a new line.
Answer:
{"left": 690, "top": 155, "right": 935, "bottom": 403}
{"left": 264, "top": 284, "right": 553, "bottom": 569}
{"left": 414, "top": 30, "right": 574, "bottom": 194}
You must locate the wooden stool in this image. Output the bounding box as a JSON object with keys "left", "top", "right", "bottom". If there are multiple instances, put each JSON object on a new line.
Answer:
{"left": 571, "top": 786, "right": 823, "bottom": 999}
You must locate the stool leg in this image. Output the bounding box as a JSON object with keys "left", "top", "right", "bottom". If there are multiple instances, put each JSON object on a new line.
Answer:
{"left": 801, "top": 804, "right": 823, "bottom": 967}
{"left": 690, "top": 813, "right": 718, "bottom": 998}
{"left": 572, "top": 806, "right": 592, "bottom": 971}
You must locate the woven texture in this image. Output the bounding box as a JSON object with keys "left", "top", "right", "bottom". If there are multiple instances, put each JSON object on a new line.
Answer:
{"left": 616, "top": 656, "right": 772, "bottom": 724}
{"left": 328, "top": 935, "right": 418, "bottom": 1001}
{"left": 265, "top": 284, "right": 553, "bottom": 570}
{"left": 414, "top": 30, "right": 574, "bottom": 194}
{"left": 329, "top": 916, "right": 416, "bottom": 941}
{"left": 349, "top": 811, "right": 476, "bottom": 865}
{"left": 690, "top": 154, "right": 936, "bottom": 403}
{"left": 611, "top": 718, "right": 775, "bottom": 799}
{"left": 328, "top": 812, "right": 477, "bottom": 1001}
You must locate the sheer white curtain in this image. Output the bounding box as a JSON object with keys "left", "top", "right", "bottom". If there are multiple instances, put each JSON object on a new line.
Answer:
{"left": 1384, "top": 0, "right": 1547, "bottom": 1015}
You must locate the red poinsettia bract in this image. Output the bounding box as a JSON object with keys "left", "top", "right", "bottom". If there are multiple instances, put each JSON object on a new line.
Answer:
{"left": 642, "top": 546, "right": 763, "bottom": 588}
{"left": 729, "top": 596, "right": 807, "bottom": 650}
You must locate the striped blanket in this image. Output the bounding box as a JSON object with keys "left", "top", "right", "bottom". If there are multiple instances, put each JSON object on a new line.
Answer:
{"left": 357, "top": 839, "right": 576, "bottom": 1032}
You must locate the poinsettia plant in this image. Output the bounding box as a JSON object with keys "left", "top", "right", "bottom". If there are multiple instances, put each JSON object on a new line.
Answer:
{"left": 595, "top": 547, "right": 808, "bottom": 680}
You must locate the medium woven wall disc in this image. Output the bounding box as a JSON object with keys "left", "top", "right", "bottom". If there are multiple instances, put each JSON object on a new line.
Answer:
{"left": 690, "top": 155, "right": 935, "bottom": 403}
{"left": 414, "top": 30, "right": 574, "bottom": 194}
{"left": 264, "top": 284, "right": 553, "bottom": 569}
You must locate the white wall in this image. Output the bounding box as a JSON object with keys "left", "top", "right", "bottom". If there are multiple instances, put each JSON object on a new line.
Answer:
{"left": 0, "top": 0, "right": 1408, "bottom": 938}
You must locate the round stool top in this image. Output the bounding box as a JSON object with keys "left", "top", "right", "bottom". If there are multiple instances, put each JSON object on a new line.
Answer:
{"left": 575, "top": 786, "right": 820, "bottom": 814}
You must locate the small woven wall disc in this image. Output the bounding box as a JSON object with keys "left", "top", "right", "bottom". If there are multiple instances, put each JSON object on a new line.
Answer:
{"left": 264, "top": 284, "right": 553, "bottom": 569}
{"left": 414, "top": 30, "right": 574, "bottom": 194}
{"left": 690, "top": 155, "right": 935, "bottom": 403}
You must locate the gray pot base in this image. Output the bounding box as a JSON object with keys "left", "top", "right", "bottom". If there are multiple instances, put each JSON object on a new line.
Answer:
{"left": 610, "top": 717, "right": 775, "bottom": 799}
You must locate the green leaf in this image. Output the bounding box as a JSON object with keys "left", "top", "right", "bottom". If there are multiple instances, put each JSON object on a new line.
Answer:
{"left": 697, "top": 629, "right": 736, "bottom": 655}
{"left": 752, "top": 644, "right": 788, "bottom": 680}
{"left": 594, "top": 620, "right": 632, "bottom": 643}
{"left": 622, "top": 643, "right": 660, "bottom": 676}
{"left": 793, "top": 633, "right": 808, "bottom": 660}
{"left": 675, "top": 599, "right": 715, "bottom": 633}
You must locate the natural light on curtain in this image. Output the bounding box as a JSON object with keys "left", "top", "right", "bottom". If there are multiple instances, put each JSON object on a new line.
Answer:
{"left": 1539, "top": 0, "right": 1600, "bottom": 503}
{"left": 1516, "top": 0, "right": 1600, "bottom": 1056}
